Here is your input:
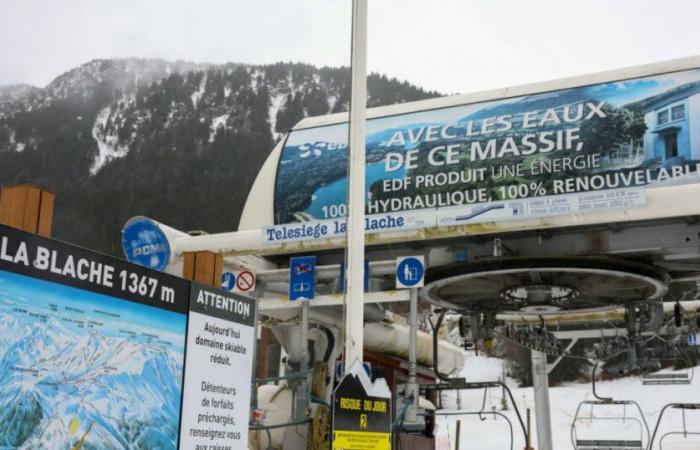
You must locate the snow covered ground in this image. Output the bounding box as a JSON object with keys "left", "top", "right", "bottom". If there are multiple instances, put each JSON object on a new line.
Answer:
{"left": 435, "top": 355, "right": 700, "bottom": 450}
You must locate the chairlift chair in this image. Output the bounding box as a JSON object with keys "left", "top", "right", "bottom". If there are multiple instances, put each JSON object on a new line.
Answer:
{"left": 427, "top": 409, "right": 515, "bottom": 450}
{"left": 649, "top": 403, "right": 700, "bottom": 450}
{"left": 571, "top": 400, "right": 649, "bottom": 450}
{"left": 640, "top": 350, "right": 694, "bottom": 386}
{"left": 571, "top": 362, "right": 651, "bottom": 450}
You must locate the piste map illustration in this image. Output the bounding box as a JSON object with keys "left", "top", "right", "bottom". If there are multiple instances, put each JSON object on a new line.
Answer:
{"left": 0, "top": 269, "right": 186, "bottom": 449}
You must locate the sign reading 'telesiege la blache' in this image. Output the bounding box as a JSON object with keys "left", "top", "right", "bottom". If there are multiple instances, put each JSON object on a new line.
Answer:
{"left": 179, "top": 284, "right": 256, "bottom": 450}
{"left": 266, "top": 65, "right": 700, "bottom": 243}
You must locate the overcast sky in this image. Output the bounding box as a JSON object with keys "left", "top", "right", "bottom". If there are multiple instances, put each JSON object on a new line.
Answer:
{"left": 2, "top": 0, "right": 700, "bottom": 95}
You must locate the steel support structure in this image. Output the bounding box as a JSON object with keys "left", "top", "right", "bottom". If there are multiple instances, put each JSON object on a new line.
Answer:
{"left": 531, "top": 350, "right": 553, "bottom": 450}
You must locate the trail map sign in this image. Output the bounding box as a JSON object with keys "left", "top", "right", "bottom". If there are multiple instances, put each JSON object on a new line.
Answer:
{"left": 179, "top": 284, "right": 256, "bottom": 449}
{"left": 268, "top": 65, "right": 700, "bottom": 243}
{"left": 0, "top": 224, "right": 258, "bottom": 449}
{"left": 333, "top": 361, "right": 392, "bottom": 450}
{"left": 0, "top": 224, "right": 189, "bottom": 448}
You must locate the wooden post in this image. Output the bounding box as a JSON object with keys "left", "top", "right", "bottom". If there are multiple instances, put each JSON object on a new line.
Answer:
{"left": 0, "top": 184, "right": 54, "bottom": 237}
{"left": 182, "top": 251, "right": 223, "bottom": 288}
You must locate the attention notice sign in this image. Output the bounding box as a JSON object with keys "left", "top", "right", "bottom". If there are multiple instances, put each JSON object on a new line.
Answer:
{"left": 333, "top": 361, "right": 392, "bottom": 450}
{"left": 179, "top": 284, "right": 256, "bottom": 450}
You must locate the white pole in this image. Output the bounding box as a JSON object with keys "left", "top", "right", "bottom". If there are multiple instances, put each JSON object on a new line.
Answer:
{"left": 344, "top": 0, "right": 368, "bottom": 368}
{"left": 531, "top": 350, "right": 553, "bottom": 450}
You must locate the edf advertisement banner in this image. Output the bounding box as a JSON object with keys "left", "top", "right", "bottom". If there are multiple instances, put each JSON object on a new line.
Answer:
{"left": 269, "top": 67, "right": 700, "bottom": 243}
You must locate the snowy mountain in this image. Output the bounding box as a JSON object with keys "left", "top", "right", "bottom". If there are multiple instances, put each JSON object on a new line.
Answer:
{"left": 0, "top": 58, "right": 438, "bottom": 255}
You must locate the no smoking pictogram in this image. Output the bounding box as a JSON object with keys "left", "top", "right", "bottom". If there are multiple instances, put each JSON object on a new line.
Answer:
{"left": 236, "top": 270, "right": 256, "bottom": 292}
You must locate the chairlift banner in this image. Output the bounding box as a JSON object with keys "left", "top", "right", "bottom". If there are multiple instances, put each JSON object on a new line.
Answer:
{"left": 270, "top": 66, "right": 700, "bottom": 243}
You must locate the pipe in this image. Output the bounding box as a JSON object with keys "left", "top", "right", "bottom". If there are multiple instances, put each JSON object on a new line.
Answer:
{"left": 258, "top": 260, "right": 397, "bottom": 283}
{"left": 249, "top": 419, "right": 311, "bottom": 431}
{"left": 307, "top": 308, "right": 466, "bottom": 374}
{"left": 429, "top": 309, "right": 453, "bottom": 383}
{"left": 317, "top": 325, "right": 335, "bottom": 363}
{"left": 497, "top": 300, "right": 700, "bottom": 325}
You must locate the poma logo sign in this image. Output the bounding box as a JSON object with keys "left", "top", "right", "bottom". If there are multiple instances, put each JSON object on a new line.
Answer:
{"left": 121, "top": 218, "right": 171, "bottom": 272}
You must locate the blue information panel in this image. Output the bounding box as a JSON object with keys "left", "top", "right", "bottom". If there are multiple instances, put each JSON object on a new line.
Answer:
{"left": 121, "top": 217, "right": 170, "bottom": 272}
{"left": 290, "top": 256, "right": 317, "bottom": 300}
{"left": 396, "top": 256, "right": 425, "bottom": 288}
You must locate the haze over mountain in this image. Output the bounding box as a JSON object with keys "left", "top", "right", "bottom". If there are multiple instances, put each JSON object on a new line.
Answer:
{"left": 0, "top": 58, "right": 439, "bottom": 255}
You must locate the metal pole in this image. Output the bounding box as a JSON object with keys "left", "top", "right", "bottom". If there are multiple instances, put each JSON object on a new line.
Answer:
{"left": 406, "top": 288, "right": 419, "bottom": 423}
{"left": 455, "top": 420, "right": 461, "bottom": 450}
{"left": 301, "top": 301, "right": 310, "bottom": 370}
{"left": 344, "top": 0, "right": 368, "bottom": 368}
{"left": 251, "top": 282, "right": 263, "bottom": 416}
{"left": 531, "top": 350, "right": 553, "bottom": 450}
{"left": 501, "top": 364, "right": 509, "bottom": 410}
{"left": 526, "top": 408, "right": 531, "bottom": 450}
{"left": 295, "top": 300, "right": 310, "bottom": 421}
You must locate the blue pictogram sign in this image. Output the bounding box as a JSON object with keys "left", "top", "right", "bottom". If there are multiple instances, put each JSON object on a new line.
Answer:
{"left": 221, "top": 272, "right": 236, "bottom": 291}
{"left": 290, "top": 256, "right": 316, "bottom": 300}
{"left": 396, "top": 256, "right": 425, "bottom": 289}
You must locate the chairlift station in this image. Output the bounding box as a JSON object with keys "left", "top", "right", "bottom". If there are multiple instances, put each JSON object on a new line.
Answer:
{"left": 127, "top": 55, "right": 700, "bottom": 450}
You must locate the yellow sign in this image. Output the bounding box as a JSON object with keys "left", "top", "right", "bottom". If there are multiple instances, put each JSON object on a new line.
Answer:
{"left": 333, "top": 430, "right": 391, "bottom": 450}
